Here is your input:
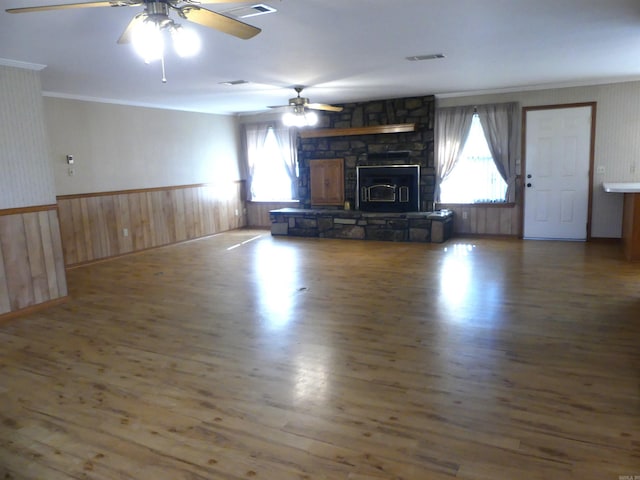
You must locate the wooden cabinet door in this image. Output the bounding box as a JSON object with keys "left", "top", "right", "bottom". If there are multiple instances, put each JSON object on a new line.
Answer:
{"left": 310, "top": 158, "right": 344, "bottom": 206}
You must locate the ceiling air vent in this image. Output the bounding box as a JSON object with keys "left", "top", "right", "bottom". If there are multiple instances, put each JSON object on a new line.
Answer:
{"left": 223, "top": 4, "right": 277, "bottom": 19}
{"left": 406, "top": 54, "right": 446, "bottom": 62}
{"left": 219, "top": 80, "right": 250, "bottom": 86}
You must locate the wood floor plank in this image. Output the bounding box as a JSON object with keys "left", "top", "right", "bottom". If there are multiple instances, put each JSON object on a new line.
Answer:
{"left": 1, "top": 231, "right": 639, "bottom": 479}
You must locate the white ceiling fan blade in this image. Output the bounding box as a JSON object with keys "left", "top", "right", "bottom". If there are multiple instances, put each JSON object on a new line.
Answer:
{"left": 117, "top": 12, "right": 147, "bottom": 44}
{"left": 181, "top": 5, "right": 261, "bottom": 40}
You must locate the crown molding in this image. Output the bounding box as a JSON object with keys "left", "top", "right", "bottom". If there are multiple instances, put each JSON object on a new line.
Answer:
{"left": 41, "top": 91, "right": 235, "bottom": 115}
{"left": 0, "top": 58, "right": 47, "bottom": 71}
{"left": 435, "top": 76, "right": 640, "bottom": 99}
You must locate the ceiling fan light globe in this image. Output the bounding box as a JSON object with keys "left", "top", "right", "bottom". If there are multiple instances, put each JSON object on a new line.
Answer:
{"left": 282, "top": 112, "right": 295, "bottom": 127}
{"left": 132, "top": 20, "right": 164, "bottom": 63}
{"left": 305, "top": 111, "right": 318, "bottom": 126}
{"left": 282, "top": 111, "right": 299, "bottom": 127}
{"left": 172, "top": 25, "right": 201, "bottom": 58}
{"left": 283, "top": 108, "right": 318, "bottom": 127}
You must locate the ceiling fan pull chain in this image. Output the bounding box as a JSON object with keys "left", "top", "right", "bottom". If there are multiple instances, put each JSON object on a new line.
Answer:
{"left": 161, "top": 55, "right": 167, "bottom": 84}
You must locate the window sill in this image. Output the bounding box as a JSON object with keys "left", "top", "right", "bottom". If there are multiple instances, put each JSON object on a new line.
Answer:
{"left": 438, "top": 202, "right": 516, "bottom": 208}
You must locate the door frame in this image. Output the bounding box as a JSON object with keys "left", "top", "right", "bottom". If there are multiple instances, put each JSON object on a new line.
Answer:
{"left": 520, "top": 102, "right": 597, "bottom": 240}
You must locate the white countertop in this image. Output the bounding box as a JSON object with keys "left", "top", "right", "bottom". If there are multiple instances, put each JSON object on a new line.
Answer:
{"left": 602, "top": 182, "right": 640, "bottom": 193}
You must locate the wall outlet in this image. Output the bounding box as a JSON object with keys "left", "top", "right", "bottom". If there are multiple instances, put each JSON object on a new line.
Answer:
{"left": 462, "top": 211, "right": 468, "bottom": 220}
{"left": 235, "top": 209, "right": 239, "bottom": 216}
{"left": 67, "top": 167, "right": 75, "bottom": 176}
{"left": 123, "top": 228, "right": 129, "bottom": 237}
{"left": 596, "top": 165, "right": 605, "bottom": 175}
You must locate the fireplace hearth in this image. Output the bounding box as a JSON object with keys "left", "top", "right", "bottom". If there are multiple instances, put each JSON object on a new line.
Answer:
{"left": 356, "top": 165, "right": 420, "bottom": 212}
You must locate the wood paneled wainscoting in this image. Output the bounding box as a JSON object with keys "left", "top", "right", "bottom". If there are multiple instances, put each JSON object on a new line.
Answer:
{"left": 0, "top": 205, "right": 68, "bottom": 318}
{"left": 439, "top": 203, "right": 520, "bottom": 236}
{"left": 57, "top": 183, "right": 246, "bottom": 267}
{"left": 246, "top": 201, "right": 300, "bottom": 227}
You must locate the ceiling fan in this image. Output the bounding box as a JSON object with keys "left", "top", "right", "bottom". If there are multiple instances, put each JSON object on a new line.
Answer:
{"left": 270, "top": 87, "right": 343, "bottom": 127}
{"left": 5, "top": 0, "right": 262, "bottom": 43}
{"left": 271, "top": 86, "right": 344, "bottom": 113}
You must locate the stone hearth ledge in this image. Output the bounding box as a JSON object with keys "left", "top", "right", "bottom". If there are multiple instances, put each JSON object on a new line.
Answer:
{"left": 269, "top": 208, "right": 453, "bottom": 243}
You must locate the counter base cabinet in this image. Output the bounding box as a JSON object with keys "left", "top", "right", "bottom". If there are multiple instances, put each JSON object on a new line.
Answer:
{"left": 310, "top": 158, "right": 344, "bottom": 206}
{"left": 622, "top": 193, "right": 640, "bottom": 261}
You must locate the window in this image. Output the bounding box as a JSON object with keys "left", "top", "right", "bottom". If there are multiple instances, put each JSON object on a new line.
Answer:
{"left": 245, "top": 124, "right": 297, "bottom": 202}
{"left": 436, "top": 103, "right": 518, "bottom": 205}
{"left": 439, "top": 114, "right": 507, "bottom": 204}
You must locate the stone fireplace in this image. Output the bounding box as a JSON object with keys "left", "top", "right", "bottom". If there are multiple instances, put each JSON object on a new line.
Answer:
{"left": 269, "top": 94, "right": 452, "bottom": 244}
{"left": 296, "top": 95, "right": 435, "bottom": 211}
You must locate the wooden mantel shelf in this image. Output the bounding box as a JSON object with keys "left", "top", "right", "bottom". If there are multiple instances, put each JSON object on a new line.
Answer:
{"left": 299, "top": 123, "right": 417, "bottom": 139}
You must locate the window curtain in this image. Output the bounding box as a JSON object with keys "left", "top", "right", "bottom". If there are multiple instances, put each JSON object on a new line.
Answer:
{"left": 241, "top": 122, "right": 271, "bottom": 201}
{"left": 476, "top": 102, "right": 520, "bottom": 203}
{"left": 271, "top": 126, "right": 299, "bottom": 200}
{"left": 435, "top": 106, "right": 475, "bottom": 202}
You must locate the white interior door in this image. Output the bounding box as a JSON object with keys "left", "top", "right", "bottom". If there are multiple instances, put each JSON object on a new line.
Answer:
{"left": 524, "top": 106, "right": 592, "bottom": 240}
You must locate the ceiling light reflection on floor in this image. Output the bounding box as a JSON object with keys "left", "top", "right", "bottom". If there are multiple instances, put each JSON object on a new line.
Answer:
{"left": 254, "top": 242, "right": 300, "bottom": 330}
{"left": 443, "top": 243, "right": 476, "bottom": 256}
{"left": 439, "top": 253, "right": 472, "bottom": 310}
{"left": 438, "top": 244, "right": 477, "bottom": 317}
{"left": 439, "top": 243, "right": 505, "bottom": 327}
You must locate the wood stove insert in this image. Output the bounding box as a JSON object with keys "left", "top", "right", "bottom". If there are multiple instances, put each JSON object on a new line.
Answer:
{"left": 356, "top": 164, "right": 420, "bottom": 212}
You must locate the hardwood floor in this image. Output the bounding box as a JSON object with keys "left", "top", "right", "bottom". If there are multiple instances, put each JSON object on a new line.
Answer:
{"left": 1, "top": 230, "right": 638, "bottom": 479}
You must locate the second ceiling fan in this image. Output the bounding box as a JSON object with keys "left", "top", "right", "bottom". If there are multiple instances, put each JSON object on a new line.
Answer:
{"left": 270, "top": 87, "right": 343, "bottom": 127}
{"left": 271, "top": 86, "right": 343, "bottom": 112}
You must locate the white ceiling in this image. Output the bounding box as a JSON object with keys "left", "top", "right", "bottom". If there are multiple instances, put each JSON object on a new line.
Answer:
{"left": 2, "top": 0, "right": 640, "bottom": 115}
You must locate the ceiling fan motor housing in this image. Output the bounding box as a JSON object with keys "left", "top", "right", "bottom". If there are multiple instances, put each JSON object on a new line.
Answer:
{"left": 146, "top": 1, "right": 170, "bottom": 15}
{"left": 142, "top": 1, "right": 176, "bottom": 30}
{"left": 289, "top": 96, "right": 309, "bottom": 107}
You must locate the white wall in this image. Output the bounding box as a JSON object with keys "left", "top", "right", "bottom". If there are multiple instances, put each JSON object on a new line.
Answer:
{"left": 238, "top": 111, "right": 284, "bottom": 125}
{"left": 44, "top": 98, "right": 241, "bottom": 195}
{"left": 0, "top": 66, "right": 57, "bottom": 208}
{"left": 437, "top": 81, "right": 640, "bottom": 238}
